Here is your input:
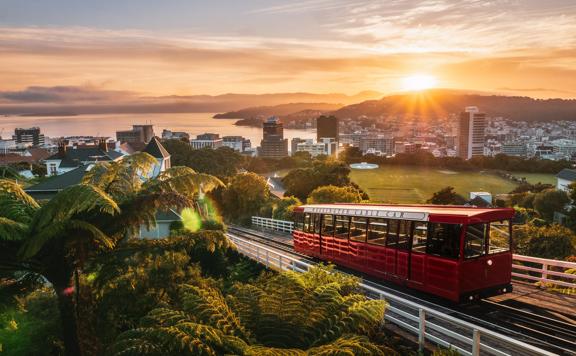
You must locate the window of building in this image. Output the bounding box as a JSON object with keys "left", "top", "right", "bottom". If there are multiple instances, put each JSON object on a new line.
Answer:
{"left": 321, "top": 214, "right": 334, "bottom": 237}
{"left": 427, "top": 223, "right": 462, "bottom": 259}
{"left": 367, "top": 218, "right": 387, "bottom": 246}
{"left": 412, "top": 222, "right": 428, "bottom": 253}
{"left": 334, "top": 215, "right": 350, "bottom": 239}
{"left": 350, "top": 217, "right": 367, "bottom": 242}
{"left": 49, "top": 163, "right": 57, "bottom": 175}
{"left": 464, "top": 223, "right": 487, "bottom": 259}
{"left": 489, "top": 220, "right": 511, "bottom": 254}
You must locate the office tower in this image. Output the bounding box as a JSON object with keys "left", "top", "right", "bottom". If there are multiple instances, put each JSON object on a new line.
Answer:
{"left": 316, "top": 115, "right": 339, "bottom": 142}
{"left": 458, "top": 107, "right": 486, "bottom": 160}
{"left": 116, "top": 124, "right": 155, "bottom": 143}
{"left": 13, "top": 127, "right": 45, "bottom": 147}
{"left": 260, "top": 116, "right": 288, "bottom": 158}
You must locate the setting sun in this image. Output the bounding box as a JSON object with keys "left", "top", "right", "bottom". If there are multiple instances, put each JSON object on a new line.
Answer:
{"left": 401, "top": 74, "right": 438, "bottom": 91}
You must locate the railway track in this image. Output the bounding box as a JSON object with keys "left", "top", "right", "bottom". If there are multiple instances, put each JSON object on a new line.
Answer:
{"left": 227, "top": 225, "right": 576, "bottom": 355}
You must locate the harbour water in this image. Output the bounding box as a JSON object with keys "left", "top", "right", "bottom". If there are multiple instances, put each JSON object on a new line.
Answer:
{"left": 0, "top": 113, "right": 317, "bottom": 145}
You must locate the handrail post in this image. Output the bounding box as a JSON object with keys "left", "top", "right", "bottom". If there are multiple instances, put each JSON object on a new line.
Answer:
{"left": 419, "top": 308, "right": 426, "bottom": 352}
{"left": 472, "top": 329, "right": 480, "bottom": 356}
{"left": 541, "top": 262, "right": 548, "bottom": 284}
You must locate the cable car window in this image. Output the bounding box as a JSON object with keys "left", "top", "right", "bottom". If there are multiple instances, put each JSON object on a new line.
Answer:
{"left": 489, "top": 220, "right": 510, "bottom": 254}
{"left": 412, "top": 222, "right": 428, "bottom": 253}
{"left": 334, "top": 215, "right": 350, "bottom": 239}
{"left": 350, "top": 217, "right": 367, "bottom": 242}
{"left": 427, "top": 223, "right": 461, "bottom": 259}
{"left": 367, "top": 218, "right": 387, "bottom": 246}
{"left": 304, "top": 213, "right": 311, "bottom": 233}
{"left": 465, "top": 223, "right": 487, "bottom": 259}
{"left": 321, "top": 214, "right": 335, "bottom": 237}
{"left": 294, "top": 212, "right": 304, "bottom": 231}
{"left": 397, "top": 220, "right": 412, "bottom": 250}
{"left": 386, "top": 220, "right": 400, "bottom": 247}
{"left": 312, "top": 214, "right": 321, "bottom": 234}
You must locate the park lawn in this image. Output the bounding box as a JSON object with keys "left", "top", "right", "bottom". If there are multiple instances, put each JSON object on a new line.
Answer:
{"left": 508, "top": 172, "right": 556, "bottom": 185}
{"left": 350, "top": 166, "right": 519, "bottom": 203}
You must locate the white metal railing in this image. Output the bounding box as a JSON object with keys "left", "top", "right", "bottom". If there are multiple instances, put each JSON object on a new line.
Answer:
{"left": 512, "top": 254, "right": 576, "bottom": 290}
{"left": 252, "top": 217, "right": 576, "bottom": 291}
{"left": 226, "top": 232, "right": 554, "bottom": 356}
{"left": 252, "top": 216, "right": 294, "bottom": 233}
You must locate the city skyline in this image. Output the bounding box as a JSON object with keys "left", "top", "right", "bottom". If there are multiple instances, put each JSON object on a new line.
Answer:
{"left": 0, "top": 0, "right": 575, "bottom": 100}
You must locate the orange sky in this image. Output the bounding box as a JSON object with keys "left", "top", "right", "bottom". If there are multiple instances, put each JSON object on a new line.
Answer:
{"left": 0, "top": 1, "right": 575, "bottom": 99}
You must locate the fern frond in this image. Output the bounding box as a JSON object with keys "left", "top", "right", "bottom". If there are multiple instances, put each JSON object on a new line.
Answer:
{"left": 307, "top": 334, "right": 386, "bottom": 356}
{"left": 30, "top": 184, "right": 119, "bottom": 232}
{"left": 180, "top": 284, "right": 250, "bottom": 340}
{"left": 0, "top": 179, "right": 39, "bottom": 223}
{"left": 0, "top": 217, "right": 28, "bottom": 241}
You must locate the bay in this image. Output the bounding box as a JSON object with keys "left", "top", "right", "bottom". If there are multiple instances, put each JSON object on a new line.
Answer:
{"left": 0, "top": 113, "right": 317, "bottom": 146}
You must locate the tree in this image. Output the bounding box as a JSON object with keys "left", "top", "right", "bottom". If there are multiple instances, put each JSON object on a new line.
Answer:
{"left": 272, "top": 196, "right": 301, "bottom": 221}
{"left": 0, "top": 153, "right": 223, "bottom": 355}
{"left": 221, "top": 172, "right": 270, "bottom": 223}
{"left": 282, "top": 160, "right": 353, "bottom": 201}
{"left": 533, "top": 189, "right": 569, "bottom": 222}
{"left": 426, "top": 186, "right": 466, "bottom": 205}
{"left": 514, "top": 223, "right": 576, "bottom": 259}
{"left": 307, "top": 185, "right": 363, "bottom": 204}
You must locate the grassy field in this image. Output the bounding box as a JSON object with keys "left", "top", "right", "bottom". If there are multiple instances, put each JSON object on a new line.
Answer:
{"left": 508, "top": 172, "right": 556, "bottom": 185}
{"left": 350, "top": 166, "right": 523, "bottom": 203}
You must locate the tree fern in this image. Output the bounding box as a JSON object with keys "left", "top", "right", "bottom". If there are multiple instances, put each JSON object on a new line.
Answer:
{"left": 180, "top": 284, "right": 250, "bottom": 341}
{"left": 0, "top": 179, "right": 39, "bottom": 224}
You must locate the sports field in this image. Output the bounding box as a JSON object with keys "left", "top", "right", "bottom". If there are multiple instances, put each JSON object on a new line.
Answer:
{"left": 349, "top": 166, "right": 553, "bottom": 203}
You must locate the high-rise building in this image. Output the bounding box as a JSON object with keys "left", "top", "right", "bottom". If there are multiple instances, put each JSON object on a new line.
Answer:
{"left": 13, "top": 127, "right": 45, "bottom": 147}
{"left": 190, "top": 133, "right": 223, "bottom": 149}
{"left": 259, "top": 116, "right": 288, "bottom": 159}
{"left": 291, "top": 137, "right": 306, "bottom": 155}
{"left": 116, "top": 124, "right": 155, "bottom": 143}
{"left": 316, "top": 116, "right": 339, "bottom": 143}
{"left": 458, "top": 107, "right": 486, "bottom": 160}
{"left": 222, "top": 136, "right": 251, "bottom": 152}
{"left": 359, "top": 135, "right": 394, "bottom": 156}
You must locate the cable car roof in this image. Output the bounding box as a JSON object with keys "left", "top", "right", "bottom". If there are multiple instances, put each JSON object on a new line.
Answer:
{"left": 295, "top": 204, "right": 515, "bottom": 223}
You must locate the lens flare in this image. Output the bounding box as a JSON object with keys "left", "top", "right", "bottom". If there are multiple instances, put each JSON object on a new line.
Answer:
{"left": 181, "top": 207, "right": 202, "bottom": 232}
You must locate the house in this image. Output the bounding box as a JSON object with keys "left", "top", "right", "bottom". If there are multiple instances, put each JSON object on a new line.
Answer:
{"left": 44, "top": 139, "right": 124, "bottom": 176}
{"left": 143, "top": 136, "right": 171, "bottom": 177}
{"left": 26, "top": 138, "right": 180, "bottom": 238}
{"left": 556, "top": 169, "right": 576, "bottom": 191}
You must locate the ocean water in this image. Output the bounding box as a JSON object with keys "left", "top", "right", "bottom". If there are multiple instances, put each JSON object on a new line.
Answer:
{"left": 0, "top": 113, "right": 316, "bottom": 145}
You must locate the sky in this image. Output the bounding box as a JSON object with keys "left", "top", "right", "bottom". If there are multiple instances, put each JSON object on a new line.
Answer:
{"left": 1, "top": 0, "right": 575, "bottom": 99}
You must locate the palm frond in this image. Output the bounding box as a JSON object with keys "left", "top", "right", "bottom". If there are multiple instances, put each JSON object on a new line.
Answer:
{"left": 0, "top": 179, "right": 39, "bottom": 223}
{"left": 142, "top": 167, "right": 224, "bottom": 197}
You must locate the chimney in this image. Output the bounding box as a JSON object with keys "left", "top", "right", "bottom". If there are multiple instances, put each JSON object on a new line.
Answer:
{"left": 99, "top": 138, "right": 108, "bottom": 152}
{"left": 58, "top": 140, "right": 68, "bottom": 158}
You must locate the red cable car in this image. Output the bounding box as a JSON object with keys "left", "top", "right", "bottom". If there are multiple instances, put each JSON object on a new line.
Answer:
{"left": 292, "top": 204, "right": 515, "bottom": 303}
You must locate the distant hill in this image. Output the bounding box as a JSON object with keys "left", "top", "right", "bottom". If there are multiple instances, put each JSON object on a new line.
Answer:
{"left": 214, "top": 102, "right": 343, "bottom": 119}
{"left": 333, "top": 90, "right": 576, "bottom": 121}
{"left": 0, "top": 89, "right": 382, "bottom": 115}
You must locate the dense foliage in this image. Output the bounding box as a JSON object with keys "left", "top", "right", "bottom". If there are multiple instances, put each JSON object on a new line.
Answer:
{"left": 426, "top": 186, "right": 466, "bottom": 205}
{"left": 340, "top": 148, "right": 571, "bottom": 174}
{"left": 282, "top": 160, "right": 367, "bottom": 202}
{"left": 307, "top": 185, "right": 363, "bottom": 204}
{"left": 220, "top": 172, "right": 271, "bottom": 224}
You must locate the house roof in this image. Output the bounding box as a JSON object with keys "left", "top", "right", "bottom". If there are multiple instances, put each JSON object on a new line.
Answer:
{"left": 143, "top": 137, "right": 170, "bottom": 159}
{"left": 556, "top": 168, "right": 576, "bottom": 181}
{"left": 0, "top": 154, "right": 35, "bottom": 166}
{"left": 25, "top": 148, "right": 51, "bottom": 161}
{"left": 45, "top": 147, "right": 123, "bottom": 163}
{"left": 25, "top": 166, "right": 89, "bottom": 200}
